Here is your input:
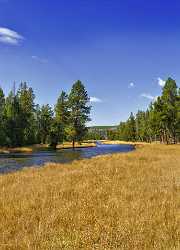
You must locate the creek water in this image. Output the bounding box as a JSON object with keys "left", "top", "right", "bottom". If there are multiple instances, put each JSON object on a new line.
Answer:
{"left": 0, "top": 142, "right": 134, "bottom": 174}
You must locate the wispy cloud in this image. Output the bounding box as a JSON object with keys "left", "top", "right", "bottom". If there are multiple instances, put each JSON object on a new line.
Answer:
{"left": 140, "top": 93, "right": 156, "bottom": 100}
{"left": 0, "top": 27, "right": 24, "bottom": 45}
{"left": 31, "top": 55, "right": 48, "bottom": 64}
{"left": 90, "top": 96, "right": 102, "bottom": 103}
{"left": 157, "top": 77, "right": 165, "bottom": 87}
{"left": 128, "top": 82, "right": 135, "bottom": 88}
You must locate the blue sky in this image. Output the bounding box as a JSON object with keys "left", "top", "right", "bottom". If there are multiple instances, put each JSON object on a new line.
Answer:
{"left": 0, "top": 0, "right": 180, "bottom": 125}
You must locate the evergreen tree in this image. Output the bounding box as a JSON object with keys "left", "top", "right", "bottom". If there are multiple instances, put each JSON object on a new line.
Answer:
{"left": 4, "top": 90, "right": 22, "bottom": 146}
{"left": 135, "top": 110, "right": 147, "bottom": 141}
{"left": 34, "top": 104, "right": 42, "bottom": 143}
{"left": 68, "top": 80, "right": 91, "bottom": 148}
{"left": 0, "top": 77, "right": 178, "bottom": 148}
{"left": 117, "top": 77, "right": 180, "bottom": 144}
{"left": 38, "top": 104, "right": 53, "bottom": 144}
{"left": 126, "top": 112, "right": 136, "bottom": 141}
{"left": 161, "top": 78, "right": 178, "bottom": 143}
{"left": 17, "top": 82, "right": 36, "bottom": 145}
{"left": 118, "top": 122, "right": 128, "bottom": 141}
{"left": 176, "top": 88, "right": 180, "bottom": 141}
{"left": 55, "top": 91, "right": 69, "bottom": 144}
{"left": 0, "top": 87, "right": 6, "bottom": 145}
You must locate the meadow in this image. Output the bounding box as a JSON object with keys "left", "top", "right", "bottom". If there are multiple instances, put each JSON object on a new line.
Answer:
{"left": 0, "top": 143, "right": 179, "bottom": 249}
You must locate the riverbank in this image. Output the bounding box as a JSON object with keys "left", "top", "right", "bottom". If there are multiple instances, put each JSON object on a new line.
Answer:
{"left": 0, "top": 141, "right": 96, "bottom": 154}
{"left": 0, "top": 144, "right": 179, "bottom": 249}
{"left": 101, "top": 140, "right": 149, "bottom": 146}
{"left": 57, "top": 141, "right": 96, "bottom": 149}
{"left": 0, "top": 146, "right": 34, "bottom": 154}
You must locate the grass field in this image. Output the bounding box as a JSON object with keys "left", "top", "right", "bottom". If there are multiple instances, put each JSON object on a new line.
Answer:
{"left": 0, "top": 144, "right": 180, "bottom": 249}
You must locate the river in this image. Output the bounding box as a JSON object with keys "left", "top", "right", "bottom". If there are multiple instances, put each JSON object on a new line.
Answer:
{"left": 0, "top": 142, "right": 134, "bottom": 174}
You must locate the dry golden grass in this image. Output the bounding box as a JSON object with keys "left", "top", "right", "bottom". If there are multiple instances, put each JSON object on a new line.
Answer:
{"left": 102, "top": 140, "right": 150, "bottom": 145}
{"left": 57, "top": 141, "right": 96, "bottom": 149}
{"left": 0, "top": 144, "right": 180, "bottom": 249}
{"left": 0, "top": 147, "right": 33, "bottom": 154}
{"left": 0, "top": 142, "right": 96, "bottom": 154}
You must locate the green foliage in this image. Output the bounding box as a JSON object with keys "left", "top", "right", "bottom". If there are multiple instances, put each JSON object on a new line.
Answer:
{"left": 4, "top": 90, "right": 23, "bottom": 146}
{"left": 49, "top": 120, "right": 60, "bottom": 149}
{"left": 0, "top": 87, "right": 6, "bottom": 146}
{"left": 86, "top": 79, "right": 180, "bottom": 144}
{"left": 0, "top": 81, "right": 91, "bottom": 148}
{"left": 116, "top": 113, "right": 136, "bottom": 141}
{"left": 116, "top": 77, "right": 180, "bottom": 144}
{"left": 68, "top": 80, "right": 91, "bottom": 147}
{"left": 55, "top": 91, "right": 69, "bottom": 143}
{"left": 17, "top": 82, "right": 36, "bottom": 145}
{"left": 0, "top": 77, "right": 179, "bottom": 147}
{"left": 136, "top": 110, "right": 148, "bottom": 141}
{"left": 38, "top": 104, "right": 53, "bottom": 144}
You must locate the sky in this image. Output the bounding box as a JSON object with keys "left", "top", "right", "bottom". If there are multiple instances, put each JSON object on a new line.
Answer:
{"left": 0, "top": 0, "right": 180, "bottom": 126}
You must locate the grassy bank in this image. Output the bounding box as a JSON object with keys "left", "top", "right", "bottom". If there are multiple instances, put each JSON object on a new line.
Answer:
{"left": 0, "top": 144, "right": 180, "bottom": 249}
{"left": 57, "top": 141, "right": 96, "bottom": 149}
{"left": 101, "top": 140, "right": 150, "bottom": 146}
{"left": 0, "top": 141, "right": 96, "bottom": 154}
{"left": 0, "top": 146, "right": 34, "bottom": 154}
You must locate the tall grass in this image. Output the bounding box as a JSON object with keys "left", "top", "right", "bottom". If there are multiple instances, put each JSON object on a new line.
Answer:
{"left": 0, "top": 144, "right": 179, "bottom": 249}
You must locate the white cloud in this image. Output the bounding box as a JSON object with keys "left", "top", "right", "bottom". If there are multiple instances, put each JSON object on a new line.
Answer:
{"left": 90, "top": 96, "right": 102, "bottom": 103}
{"left": 128, "top": 82, "right": 135, "bottom": 88}
{"left": 0, "top": 27, "right": 24, "bottom": 45}
{"left": 31, "top": 55, "right": 48, "bottom": 63}
{"left": 140, "top": 93, "right": 155, "bottom": 100}
{"left": 157, "top": 77, "right": 165, "bottom": 87}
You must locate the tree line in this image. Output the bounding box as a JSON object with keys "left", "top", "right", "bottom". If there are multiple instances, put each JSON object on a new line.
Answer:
{"left": 107, "top": 78, "right": 180, "bottom": 144}
{"left": 0, "top": 80, "right": 91, "bottom": 148}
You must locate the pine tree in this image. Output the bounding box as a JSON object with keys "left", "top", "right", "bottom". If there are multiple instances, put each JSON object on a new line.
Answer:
{"left": 176, "top": 88, "right": 180, "bottom": 142}
{"left": 135, "top": 110, "right": 147, "bottom": 141}
{"left": 17, "top": 82, "right": 36, "bottom": 145}
{"left": 55, "top": 91, "right": 69, "bottom": 144}
{"left": 38, "top": 104, "right": 53, "bottom": 144}
{"left": 117, "top": 77, "right": 180, "bottom": 144}
{"left": 161, "top": 78, "right": 178, "bottom": 143}
{"left": 0, "top": 87, "right": 6, "bottom": 146}
{"left": 34, "top": 104, "right": 42, "bottom": 144}
{"left": 126, "top": 112, "right": 136, "bottom": 141}
{"left": 67, "top": 80, "right": 91, "bottom": 148}
{"left": 5, "top": 90, "right": 22, "bottom": 146}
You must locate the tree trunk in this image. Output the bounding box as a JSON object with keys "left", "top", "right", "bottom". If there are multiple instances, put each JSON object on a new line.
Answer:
{"left": 42, "top": 136, "right": 46, "bottom": 144}
{"left": 50, "top": 142, "right": 57, "bottom": 150}
{"left": 165, "top": 132, "right": 169, "bottom": 145}
{"left": 72, "top": 139, "right": 75, "bottom": 150}
{"left": 173, "top": 130, "right": 176, "bottom": 144}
